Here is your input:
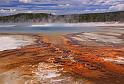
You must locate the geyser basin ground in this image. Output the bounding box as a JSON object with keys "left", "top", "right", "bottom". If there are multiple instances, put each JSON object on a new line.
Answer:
{"left": 0, "top": 35, "right": 35, "bottom": 51}
{"left": 0, "top": 22, "right": 124, "bottom": 84}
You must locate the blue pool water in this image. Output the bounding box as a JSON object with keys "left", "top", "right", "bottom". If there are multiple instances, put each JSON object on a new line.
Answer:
{"left": 0, "top": 23, "right": 102, "bottom": 33}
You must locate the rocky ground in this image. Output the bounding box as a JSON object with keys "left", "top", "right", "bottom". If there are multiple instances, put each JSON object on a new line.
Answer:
{"left": 0, "top": 26, "right": 124, "bottom": 84}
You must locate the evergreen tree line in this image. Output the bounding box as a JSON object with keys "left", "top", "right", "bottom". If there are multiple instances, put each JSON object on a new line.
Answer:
{"left": 0, "top": 11, "right": 124, "bottom": 23}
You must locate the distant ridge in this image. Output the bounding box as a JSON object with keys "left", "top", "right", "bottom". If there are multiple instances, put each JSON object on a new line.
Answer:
{"left": 0, "top": 11, "right": 124, "bottom": 23}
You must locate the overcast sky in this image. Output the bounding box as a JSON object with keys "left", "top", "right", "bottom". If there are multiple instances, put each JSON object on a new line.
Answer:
{"left": 0, "top": 0, "right": 124, "bottom": 15}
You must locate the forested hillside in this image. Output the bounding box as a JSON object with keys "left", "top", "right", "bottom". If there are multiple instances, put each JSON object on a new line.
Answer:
{"left": 0, "top": 11, "right": 124, "bottom": 23}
